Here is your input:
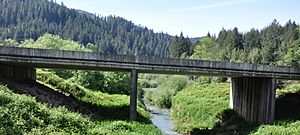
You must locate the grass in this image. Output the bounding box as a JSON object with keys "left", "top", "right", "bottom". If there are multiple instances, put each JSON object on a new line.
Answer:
{"left": 36, "top": 69, "right": 150, "bottom": 121}
{"left": 0, "top": 69, "right": 162, "bottom": 134}
{"left": 171, "top": 83, "right": 230, "bottom": 132}
{"left": 171, "top": 82, "right": 300, "bottom": 134}
{"left": 144, "top": 75, "right": 189, "bottom": 108}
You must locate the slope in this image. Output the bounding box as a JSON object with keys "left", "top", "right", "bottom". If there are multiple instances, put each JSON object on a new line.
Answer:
{"left": 0, "top": 71, "right": 162, "bottom": 134}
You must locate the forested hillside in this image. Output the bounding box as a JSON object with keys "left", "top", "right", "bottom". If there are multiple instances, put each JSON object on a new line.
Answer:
{"left": 0, "top": 0, "right": 174, "bottom": 57}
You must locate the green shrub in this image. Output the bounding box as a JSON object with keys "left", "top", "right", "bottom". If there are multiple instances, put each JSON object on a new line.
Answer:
{"left": 37, "top": 69, "right": 86, "bottom": 97}
{"left": 70, "top": 71, "right": 131, "bottom": 95}
{"left": 0, "top": 84, "right": 162, "bottom": 134}
{"left": 152, "top": 88, "right": 173, "bottom": 108}
{"left": 144, "top": 89, "right": 154, "bottom": 105}
{"left": 139, "top": 74, "right": 160, "bottom": 88}
{"left": 37, "top": 69, "right": 150, "bottom": 120}
{"left": 251, "top": 121, "right": 300, "bottom": 135}
{"left": 171, "top": 83, "right": 230, "bottom": 132}
{"left": 151, "top": 75, "right": 188, "bottom": 108}
{"left": 0, "top": 85, "right": 92, "bottom": 134}
{"left": 74, "top": 71, "right": 106, "bottom": 91}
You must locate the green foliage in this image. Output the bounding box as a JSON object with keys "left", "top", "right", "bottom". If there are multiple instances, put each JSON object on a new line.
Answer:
{"left": 0, "top": 39, "right": 20, "bottom": 47}
{"left": 147, "top": 75, "right": 188, "bottom": 108}
{"left": 170, "top": 33, "right": 192, "bottom": 58}
{"left": 36, "top": 69, "right": 150, "bottom": 120}
{"left": 250, "top": 121, "right": 300, "bottom": 135}
{"left": 0, "top": 0, "right": 173, "bottom": 57}
{"left": 103, "top": 72, "right": 131, "bottom": 95}
{"left": 22, "top": 34, "right": 92, "bottom": 52}
{"left": 37, "top": 69, "right": 86, "bottom": 97}
{"left": 260, "top": 20, "right": 283, "bottom": 64}
{"left": 14, "top": 33, "right": 131, "bottom": 95}
{"left": 283, "top": 39, "right": 300, "bottom": 66}
{"left": 0, "top": 84, "right": 161, "bottom": 134}
{"left": 248, "top": 48, "right": 262, "bottom": 64}
{"left": 190, "top": 37, "right": 221, "bottom": 61}
{"left": 189, "top": 20, "right": 299, "bottom": 66}
{"left": 20, "top": 33, "right": 91, "bottom": 80}
{"left": 138, "top": 74, "right": 160, "bottom": 88}
{"left": 169, "top": 81, "right": 300, "bottom": 134}
{"left": 72, "top": 71, "right": 132, "bottom": 95}
{"left": 74, "top": 71, "right": 106, "bottom": 92}
{"left": 144, "top": 89, "right": 155, "bottom": 105}
{"left": 0, "top": 85, "right": 92, "bottom": 134}
{"left": 171, "top": 83, "right": 230, "bottom": 132}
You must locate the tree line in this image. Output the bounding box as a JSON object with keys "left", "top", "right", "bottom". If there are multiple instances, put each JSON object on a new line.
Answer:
{"left": 190, "top": 20, "right": 300, "bottom": 66}
{"left": 0, "top": 0, "right": 174, "bottom": 57}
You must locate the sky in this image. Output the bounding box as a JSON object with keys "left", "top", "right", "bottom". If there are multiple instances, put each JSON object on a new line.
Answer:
{"left": 55, "top": 0, "right": 300, "bottom": 37}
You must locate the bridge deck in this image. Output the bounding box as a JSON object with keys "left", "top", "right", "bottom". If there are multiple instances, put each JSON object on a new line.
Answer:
{"left": 0, "top": 46, "right": 299, "bottom": 79}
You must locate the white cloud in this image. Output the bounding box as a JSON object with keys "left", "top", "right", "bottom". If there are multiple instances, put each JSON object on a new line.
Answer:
{"left": 167, "top": 0, "right": 261, "bottom": 13}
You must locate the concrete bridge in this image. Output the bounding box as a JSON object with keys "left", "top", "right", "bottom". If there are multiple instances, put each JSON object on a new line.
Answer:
{"left": 0, "top": 46, "right": 300, "bottom": 123}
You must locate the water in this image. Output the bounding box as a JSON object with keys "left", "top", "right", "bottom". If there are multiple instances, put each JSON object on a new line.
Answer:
{"left": 146, "top": 104, "right": 180, "bottom": 135}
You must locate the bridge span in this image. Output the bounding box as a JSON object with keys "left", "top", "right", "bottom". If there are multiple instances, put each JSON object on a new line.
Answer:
{"left": 0, "top": 46, "right": 299, "bottom": 123}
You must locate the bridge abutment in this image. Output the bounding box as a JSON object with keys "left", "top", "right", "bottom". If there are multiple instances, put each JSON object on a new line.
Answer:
{"left": 230, "top": 77, "right": 276, "bottom": 123}
{"left": 0, "top": 64, "right": 36, "bottom": 82}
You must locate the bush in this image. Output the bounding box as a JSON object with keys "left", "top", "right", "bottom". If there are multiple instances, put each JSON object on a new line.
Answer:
{"left": 171, "top": 83, "right": 230, "bottom": 132}
{"left": 70, "top": 71, "right": 131, "bottom": 95}
{"left": 74, "top": 71, "right": 106, "bottom": 91}
{"left": 0, "top": 82, "right": 162, "bottom": 134}
{"left": 37, "top": 69, "right": 86, "bottom": 97}
{"left": 0, "top": 85, "right": 92, "bottom": 134}
{"left": 144, "top": 89, "right": 154, "bottom": 105}
{"left": 151, "top": 75, "right": 188, "bottom": 108}
{"left": 139, "top": 74, "right": 160, "bottom": 88}
{"left": 103, "top": 72, "right": 131, "bottom": 95}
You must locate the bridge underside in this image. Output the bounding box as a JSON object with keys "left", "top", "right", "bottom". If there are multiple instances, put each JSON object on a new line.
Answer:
{"left": 0, "top": 64, "right": 36, "bottom": 82}
{"left": 0, "top": 64, "right": 277, "bottom": 123}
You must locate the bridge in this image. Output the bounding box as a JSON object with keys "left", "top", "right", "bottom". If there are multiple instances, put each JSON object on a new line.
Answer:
{"left": 0, "top": 46, "right": 300, "bottom": 123}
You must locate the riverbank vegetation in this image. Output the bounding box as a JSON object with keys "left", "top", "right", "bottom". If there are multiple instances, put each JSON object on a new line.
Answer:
{"left": 144, "top": 75, "right": 189, "bottom": 108}
{"left": 169, "top": 82, "right": 300, "bottom": 134}
{"left": 0, "top": 70, "right": 162, "bottom": 134}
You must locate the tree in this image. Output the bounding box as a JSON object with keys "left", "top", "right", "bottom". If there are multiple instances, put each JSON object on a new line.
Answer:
{"left": 21, "top": 34, "right": 92, "bottom": 52}
{"left": 190, "top": 37, "right": 221, "bottom": 61}
{"left": 74, "top": 71, "right": 106, "bottom": 91}
{"left": 261, "top": 19, "right": 283, "bottom": 65}
{"left": 170, "top": 32, "right": 192, "bottom": 58}
{"left": 0, "top": 0, "right": 174, "bottom": 57}
{"left": 284, "top": 39, "right": 300, "bottom": 66}
{"left": 243, "top": 28, "right": 261, "bottom": 52}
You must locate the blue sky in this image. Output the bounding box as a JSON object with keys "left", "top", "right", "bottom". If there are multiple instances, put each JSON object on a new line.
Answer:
{"left": 55, "top": 0, "right": 300, "bottom": 37}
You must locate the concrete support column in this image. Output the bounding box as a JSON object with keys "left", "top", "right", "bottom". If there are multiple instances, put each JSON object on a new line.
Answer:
{"left": 0, "top": 64, "right": 36, "bottom": 82}
{"left": 230, "top": 77, "right": 276, "bottom": 123}
{"left": 130, "top": 69, "right": 138, "bottom": 120}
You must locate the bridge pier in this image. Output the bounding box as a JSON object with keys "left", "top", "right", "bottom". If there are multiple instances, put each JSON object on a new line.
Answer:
{"left": 0, "top": 64, "right": 36, "bottom": 82}
{"left": 130, "top": 69, "right": 138, "bottom": 120}
{"left": 230, "top": 77, "right": 276, "bottom": 123}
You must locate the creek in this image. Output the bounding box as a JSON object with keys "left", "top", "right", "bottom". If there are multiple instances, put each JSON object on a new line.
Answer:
{"left": 145, "top": 103, "right": 180, "bottom": 135}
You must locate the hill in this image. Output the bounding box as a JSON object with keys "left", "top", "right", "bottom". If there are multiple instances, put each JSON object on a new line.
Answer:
{"left": 0, "top": 0, "right": 174, "bottom": 57}
{"left": 0, "top": 71, "right": 162, "bottom": 134}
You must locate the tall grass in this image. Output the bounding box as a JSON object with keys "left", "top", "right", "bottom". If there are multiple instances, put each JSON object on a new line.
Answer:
{"left": 144, "top": 75, "right": 189, "bottom": 108}
{"left": 171, "top": 81, "right": 300, "bottom": 134}
{"left": 171, "top": 83, "right": 230, "bottom": 132}
{"left": 0, "top": 69, "right": 162, "bottom": 134}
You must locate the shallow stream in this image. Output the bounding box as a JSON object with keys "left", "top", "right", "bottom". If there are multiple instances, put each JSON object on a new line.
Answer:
{"left": 145, "top": 103, "right": 180, "bottom": 135}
